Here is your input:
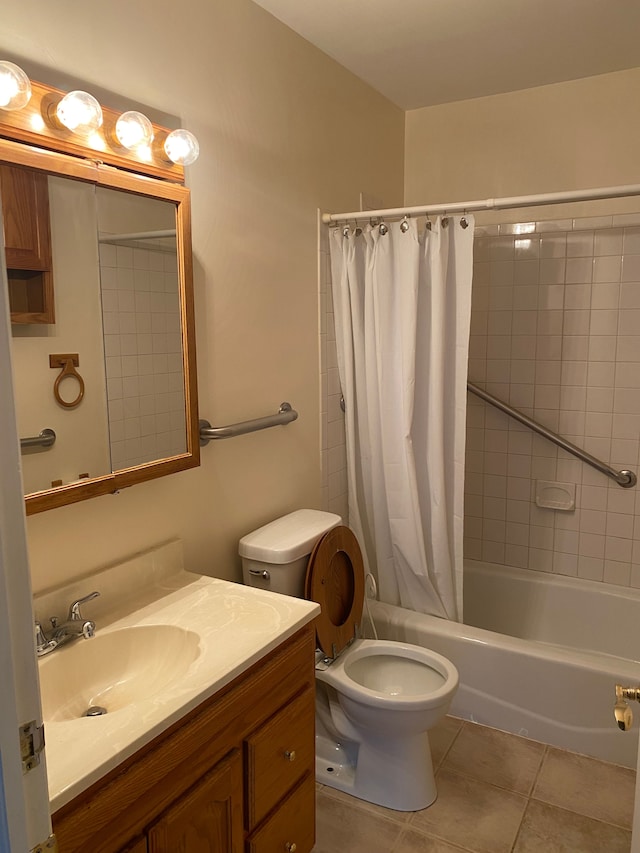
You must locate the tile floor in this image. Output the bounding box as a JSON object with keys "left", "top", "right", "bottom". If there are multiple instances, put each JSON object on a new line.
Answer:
{"left": 313, "top": 716, "right": 636, "bottom": 853}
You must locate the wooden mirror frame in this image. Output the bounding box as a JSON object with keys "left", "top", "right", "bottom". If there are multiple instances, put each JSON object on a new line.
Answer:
{"left": 0, "top": 97, "right": 199, "bottom": 515}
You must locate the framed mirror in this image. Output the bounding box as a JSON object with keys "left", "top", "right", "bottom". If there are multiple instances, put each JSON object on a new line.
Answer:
{"left": 1, "top": 135, "right": 199, "bottom": 515}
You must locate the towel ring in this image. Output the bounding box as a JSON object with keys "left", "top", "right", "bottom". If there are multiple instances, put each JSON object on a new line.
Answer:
{"left": 50, "top": 353, "right": 85, "bottom": 409}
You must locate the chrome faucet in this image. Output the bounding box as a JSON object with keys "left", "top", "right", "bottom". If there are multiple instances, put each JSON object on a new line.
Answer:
{"left": 35, "top": 591, "right": 100, "bottom": 657}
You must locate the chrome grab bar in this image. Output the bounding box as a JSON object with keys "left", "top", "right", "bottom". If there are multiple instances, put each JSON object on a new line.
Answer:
{"left": 20, "top": 428, "right": 56, "bottom": 450}
{"left": 467, "top": 382, "right": 636, "bottom": 489}
{"left": 199, "top": 402, "right": 298, "bottom": 446}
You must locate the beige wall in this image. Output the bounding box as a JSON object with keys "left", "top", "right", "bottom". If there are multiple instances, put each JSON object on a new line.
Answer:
{"left": 2, "top": 0, "right": 404, "bottom": 594}
{"left": 405, "top": 68, "right": 640, "bottom": 222}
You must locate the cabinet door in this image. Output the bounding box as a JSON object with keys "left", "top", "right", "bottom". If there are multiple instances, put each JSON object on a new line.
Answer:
{"left": 0, "top": 164, "right": 52, "bottom": 270}
{"left": 119, "top": 838, "right": 147, "bottom": 853}
{"left": 147, "top": 750, "right": 243, "bottom": 853}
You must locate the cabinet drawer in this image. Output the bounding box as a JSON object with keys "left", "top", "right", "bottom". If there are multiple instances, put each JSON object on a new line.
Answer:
{"left": 246, "top": 686, "right": 315, "bottom": 829}
{"left": 247, "top": 772, "right": 315, "bottom": 853}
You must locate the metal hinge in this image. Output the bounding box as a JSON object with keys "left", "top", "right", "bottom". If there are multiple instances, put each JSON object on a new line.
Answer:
{"left": 31, "top": 834, "right": 58, "bottom": 853}
{"left": 20, "top": 719, "right": 45, "bottom": 773}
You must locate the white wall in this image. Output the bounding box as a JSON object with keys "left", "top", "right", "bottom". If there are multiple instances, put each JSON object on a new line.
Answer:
{"left": 1, "top": 0, "right": 404, "bottom": 593}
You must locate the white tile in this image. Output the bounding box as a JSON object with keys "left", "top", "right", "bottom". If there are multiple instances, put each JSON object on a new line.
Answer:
{"left": 537, "top": 219, "right": 573, "bottom": 232}
{"left": 489, "top": 285, "right": 516, "bottom": 311}
{"left": 605, "top": 536, "right": 633, "bottom": 562}
{"left": 622, "top": 254, "right": 640, "bottom": 282}
{"left": 594, "top": 228, "right": 623, "bottom": 256}
{"left": 586, "top": 387, "right": 614, "bottom": 413}
{"left": 529, "top": 548, "right": 553, "bottom": 571}
{"left": 540, "top": 234, "right": 567, "bottom": 258}
{"left": 536, "top": 335, "right": 562, "bottom": 360}
{"left": 506, "top": 521, "right": 529, "bottom": 546}
{"left": 565, "top": 257, "right": 593, "bottom": 283}
{"left": 512, "top": 286, "right": 538, "bottom": 310}
{"left": 555, "top": 529, "right": 579, "bottom": 554}
{"left": 618, "top": 309, "right": 640, "bottom": 336}
{"left": 581, "top": 485, "right": 608, "bottom": 510}
{"left": 540, "top": 259, "right": 566, "bottom": 285}
{"left": 482, "top": 540, "right": 505, "bottom": 563}
{"left": 616, "top": 336, "right": 640, "bottom": 362}
{"left": 577, "top": 555, "right": 604, "bottom": 581}
{"left": 564, "top": 284, "right": 591, "bottom": 309}
{"left": 587, "top": 362, "right": 615, "bottom": 387}
{"left": 561, "top": 336, "right": 588, "bottom": 360}
{"left": 589, "top": 310, "right": 618, "bottom": 335}
{"left": 566, "top": 231, "right": 594, "bottom": 256}
{"left": 507, "top": 499, "right": 531, "bottom": 524}
{"left": 606, "top": 513, "right": 634, "bottom": 539}
{"left": 563, "top": 311, "right": 590, "bottom": 335}
{"left": 514, "top": 260, "right": 540, "bottom": 286}
{"left": 588, "top": 336, "right": 617, "bottom": 361}
{"left": 538, "top": 285, "right": 564, "bottom": 310}
{"left": 505, "top": 544, "right": 530, "bottom": 568}
{"left": 579, "top": 532, "right": 605, "bottom": 558}
{"left": 614, "top": 388, "right": 640, "bottom": 414}
{"left": 579, "top": 509, "right": 607, "bottom": 534}
{"left": 553, "top": 552, "right": 578, "bottom": 576}
{"left": 604, "top": 561, "right": 631, "bottom": 586}
{"left": 572, "top": 216, "right": 612, "bottom": 231}
{"left": 623, "top": 226, "right": 640, "bottom": 254}
{"left": 619, "top": 282, "right": 640, "bottom": 309}
{"left": 537, "top": 309, "right": 563, "bottom": 335}
{"left": 593, "top": 255, "right": 622, "bottom": 283}
{"left": 490, "top": 261, "right": 514, "bottom": 287}
{"left": 591, "top": 282, "right": 620, "bottom": 310}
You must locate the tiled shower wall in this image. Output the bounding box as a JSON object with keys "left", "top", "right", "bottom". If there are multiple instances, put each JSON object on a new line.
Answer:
{"left": 99, "top": 242, "right": 186, "bottom": 470}
{"left": 466, "top": 214, "right": 640, "bottom": 587}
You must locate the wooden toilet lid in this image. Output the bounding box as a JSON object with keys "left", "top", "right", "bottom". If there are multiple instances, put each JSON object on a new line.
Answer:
{"left": 305, "top": 525, "right": 365, "bottom": 659}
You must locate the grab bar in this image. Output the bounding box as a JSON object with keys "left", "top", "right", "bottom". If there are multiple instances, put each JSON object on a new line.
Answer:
{"left": 20, "top": 428, "right": 56, "bottom": 450}
{"left": 199, "top": 402, "right": 298, "bottom": 446}
{"left": 467, "top": 382, "right": 637, "bottom": 488}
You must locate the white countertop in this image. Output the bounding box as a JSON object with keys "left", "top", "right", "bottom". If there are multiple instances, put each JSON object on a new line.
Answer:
{"left": 41, "top": 570, "right": 319, "bottom": 811}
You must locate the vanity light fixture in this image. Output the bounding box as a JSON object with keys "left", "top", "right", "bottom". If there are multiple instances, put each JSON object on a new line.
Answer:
{"left": 164, "top": 128, "right": 199, "bottom": 166}
{"left": 55, "top": 90, "right": 103, "bottom": 132}
{"left": 0, "top": 67, "right": 196, "bottom": 179}
{"left": 115, "top": 110, "right": 154, "bottom": 150}
{"left": 0, "top": 61, "right": 31, "bottom": 111}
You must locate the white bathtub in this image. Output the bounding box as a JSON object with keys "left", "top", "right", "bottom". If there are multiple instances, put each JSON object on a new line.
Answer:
{"left": 369, "top": 560, "right": 640, "bottom": 768}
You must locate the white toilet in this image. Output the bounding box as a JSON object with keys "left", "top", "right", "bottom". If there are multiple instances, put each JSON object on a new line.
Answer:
{"left": 239, "top": 509, "right": 459, "bottom": 811}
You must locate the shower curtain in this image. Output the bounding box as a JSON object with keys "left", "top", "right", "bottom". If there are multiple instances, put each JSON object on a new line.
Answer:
{"left": 329, "top": 216, "right": 474, "bottom": 621}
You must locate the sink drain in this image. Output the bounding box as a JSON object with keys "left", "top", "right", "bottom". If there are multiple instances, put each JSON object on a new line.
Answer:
{"left": 84, "top": 705, "right": 108, "bottom": 717}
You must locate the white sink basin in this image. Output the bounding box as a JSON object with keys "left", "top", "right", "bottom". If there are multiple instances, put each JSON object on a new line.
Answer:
{"left": 39, "top": 625, "right": 201, "bottom": 722}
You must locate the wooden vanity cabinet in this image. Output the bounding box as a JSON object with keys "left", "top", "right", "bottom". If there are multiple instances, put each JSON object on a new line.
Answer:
{"left": 0, "top": 163, "right": 55, "bottom": 323}
{"left": 51, "top": 623, "right": 317, "bottom": 853}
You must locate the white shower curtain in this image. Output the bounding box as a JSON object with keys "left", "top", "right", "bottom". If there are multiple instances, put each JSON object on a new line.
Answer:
{"left": 329, "top": 216, "right": 474, "bottom": 621}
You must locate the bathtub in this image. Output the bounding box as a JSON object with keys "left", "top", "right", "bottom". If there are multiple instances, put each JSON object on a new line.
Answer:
{"left": 369, "top": 560, "right": 640, "bottom": 768}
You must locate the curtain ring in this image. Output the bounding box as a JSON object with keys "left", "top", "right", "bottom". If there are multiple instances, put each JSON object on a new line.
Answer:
{"left": 425, "top": 218, "right": 432, "bottom": 231}
{"left": 442, "top": 217, "right": 450, "bottom": 228}
{"left": 342, "top": 225, "right": 350, "bottom": 238}
{"left": 460, "top": 216, "right": 469, "bottom": 229}
{"left": 400, "top": 216, "right": 410, "bottom": 233}
{"left": 379, "top": 222, "right": 388, "bottom": 235}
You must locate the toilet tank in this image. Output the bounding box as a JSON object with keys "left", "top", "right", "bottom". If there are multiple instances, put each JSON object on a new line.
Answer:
{"left": 239, "top": 509, "right": 341, "bottom": 598}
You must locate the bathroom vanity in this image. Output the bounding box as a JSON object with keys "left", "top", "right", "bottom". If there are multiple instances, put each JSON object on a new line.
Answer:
{"left": 35, "top": 542, "right": 319, "bottom": 853}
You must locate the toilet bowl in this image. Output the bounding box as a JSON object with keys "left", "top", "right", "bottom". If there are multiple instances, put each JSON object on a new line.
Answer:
{"left": 239, "top": 509, "right": 459, "bottom": 811}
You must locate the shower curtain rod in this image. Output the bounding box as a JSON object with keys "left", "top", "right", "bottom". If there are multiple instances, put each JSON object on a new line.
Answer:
{"left": 322, "top": 182, "right": 640, "bottom": 224}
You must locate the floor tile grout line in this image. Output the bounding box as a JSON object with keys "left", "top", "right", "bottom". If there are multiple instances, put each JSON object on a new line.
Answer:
{"left": 527, "top": 793, "right": 635, "bottom": 833}
{"left": 526, "top": 742, "right": 549, "bottom": 797}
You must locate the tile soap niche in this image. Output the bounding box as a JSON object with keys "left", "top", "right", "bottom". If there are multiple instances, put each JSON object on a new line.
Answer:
{"left": 535, "top": 480, "right": 576, "bottom": 511}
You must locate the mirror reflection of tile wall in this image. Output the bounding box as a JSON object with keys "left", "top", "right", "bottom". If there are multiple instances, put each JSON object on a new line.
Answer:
{"left": 99, "top": 241, "right": 186, "bottom": 470}
{"left": 466, "top": 213, "right": 640, "bottom": 588}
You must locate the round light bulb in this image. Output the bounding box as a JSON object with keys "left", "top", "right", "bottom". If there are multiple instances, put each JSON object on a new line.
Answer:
{"left": 0, "top": 61, "right": 31, "bottom": 111}
{"left": 56, "top": 90, "right": 103, "bottom": 132}
{"left": 115, "top": 110, "right": 154, "bottom": 150}
{"left": 164, "top": 129, "right": 199, "bottom": 166}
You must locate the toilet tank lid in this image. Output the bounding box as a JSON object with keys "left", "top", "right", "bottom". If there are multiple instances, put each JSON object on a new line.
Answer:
{"left": 239, "top": 509, "right": 342, "bottom": 563}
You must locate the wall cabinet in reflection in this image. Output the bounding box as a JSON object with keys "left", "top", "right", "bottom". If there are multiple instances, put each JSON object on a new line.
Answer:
{"left": 0, "top": 163, "right": 55, "bottom": 323}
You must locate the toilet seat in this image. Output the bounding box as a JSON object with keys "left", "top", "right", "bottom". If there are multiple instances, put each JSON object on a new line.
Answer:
{"left": 305, "top": 525, "right": 365, "bottom": 659}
